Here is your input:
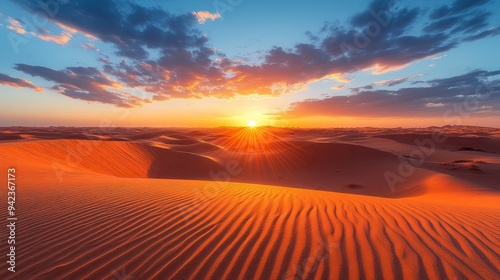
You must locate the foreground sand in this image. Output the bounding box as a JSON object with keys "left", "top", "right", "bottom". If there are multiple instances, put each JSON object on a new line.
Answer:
{"left": 0, "top": 126, "right": 499, "bottom": 279}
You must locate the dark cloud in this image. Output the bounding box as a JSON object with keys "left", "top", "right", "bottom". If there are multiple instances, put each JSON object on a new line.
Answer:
{"left": 428, "top": 69, "right": 500, "bottom": 88}
{"left": 425, "top": 0, "right": 492, "bottom": 35}
{"left": 351, "top": 77, "right": 410, "bottom": 93}
{"left": 430, "top": 0, "right": 490, "bottom": 19}
{"left": 430, "top": 6, "right": 452, "bottom": 20}
{"left": 14, "top": 64, "right": 148, "bottom": 107}
{"left": 454, "top": 11, "right": 491, "bottom": 33}
{"left": 0, "top": 73, "right": 43, "bottom": 92}
{"left": 463, "top": 27, "right": 500, "bottom": 41}
{"left": 351, "top": 84, "right": 374, "bottom": 93}
{"left": 282, "top": 70, "right": 500, "bottom": 118}
{"left": 423, "top": 16, "right": 462, "bottom": 33}
{"left": 451, "top": 0, "right": 490, "bottom": 13}
{"left": 15, "top": 0, "right": 229, "bottom": 101}
{"left": 16, "top": 0, "right": 202, "bottom": 60}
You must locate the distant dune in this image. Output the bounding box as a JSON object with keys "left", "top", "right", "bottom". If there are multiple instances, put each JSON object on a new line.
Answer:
{"left": 0, "top": 126, "right": 499, "bottom": 279}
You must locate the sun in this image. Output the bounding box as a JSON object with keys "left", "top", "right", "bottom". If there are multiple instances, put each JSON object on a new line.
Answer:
{"left": 248, "top": 120, "right": 257, "bottom": 127}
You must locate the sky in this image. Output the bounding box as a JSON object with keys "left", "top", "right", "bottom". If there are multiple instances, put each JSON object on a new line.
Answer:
{"left": 0, "top": 0, "right": 499, "bottom": 127}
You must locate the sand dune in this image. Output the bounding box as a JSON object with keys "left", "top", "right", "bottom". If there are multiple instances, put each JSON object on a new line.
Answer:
{"left": 375, "top": 133, "right": 500, "bottom": 154}
{"left": 0, "top": 140, "right": 223, "bottom": 179}
{"left": 0, "top": 126, "right": 499, "bottom": 279}
{"left": 0, "top": 174, "right": 498, "bottom": 279}
{"left": 0, "top": 138, "right": 430, "bottom": 196}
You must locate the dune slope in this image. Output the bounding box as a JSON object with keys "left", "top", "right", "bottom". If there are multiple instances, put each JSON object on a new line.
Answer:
{"left": 0, "top": 128, "right": 499, "bottom": 279}
{"left": 0, "top": 140, "right": 223, "bottom": 179}
{"left": 0, "top": 174, "right": 498, "bottom": 280}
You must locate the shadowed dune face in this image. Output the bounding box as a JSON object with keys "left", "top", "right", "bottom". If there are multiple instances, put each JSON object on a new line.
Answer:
{"left": 375, "top": 133, "right": 500, "bottom": 154}
{"left": 0, "top": 126, "right": 499, "bottom": 279}
{"left": 233, "top": 141, "right": 414, "bottom": 195}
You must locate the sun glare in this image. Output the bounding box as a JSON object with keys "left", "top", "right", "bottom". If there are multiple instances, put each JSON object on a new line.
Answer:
{"left": 248, "top": 120, "right": 256, "bottom": 127}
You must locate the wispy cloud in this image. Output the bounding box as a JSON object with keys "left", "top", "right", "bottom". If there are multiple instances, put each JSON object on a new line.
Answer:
{"left": 425, "top": 102, "right": 445, "bottom": 108}
{"left": 6, "top": 18, "right": 26, "bottom": 34}
{"left": 5, "top": 17, "right": 73, "bottom": 45}
{"left": 192, "top": 11, "right": 221, "bottom": 24}
{"left": 81, "top": 43, "right": 99, "bottom": 52}
{"left": 280, "top": 69, "right": 500, "bottom": 118}
{"left": 431, "top": 54, "right": 448, "bottom": 60}
{"left": 36, "top": 27, "right": 72, "bottom": 45}
{"left": 0, "top": 73, "right": 44, "bottom": 92}
{"left": 374, "top": 77, "right": 409, "bottom": 87}
{"left": 14, "top": 64, "right": 148, "bottom": 107}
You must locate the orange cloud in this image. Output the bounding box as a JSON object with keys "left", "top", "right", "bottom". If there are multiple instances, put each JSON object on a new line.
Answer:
{"left": 374, "top": 77, "right": 407, "bottom": 86}
{"left": 192, "top": 11, "right": 221, "bottom": 24}
{"left": 56, "top": 22, "right": 96, "bottom": 40}
{"left": 369, "top": 63, "right": 411, "bottom": 75}
{"left": 0, "top": 73, "right": 44, "bottom": 93}
{"left": 37, "top": 30, "right": 72, "bottom": 45}
{"left": 6, "top": 17, "right": 74, "bottom": 45}
{"left": 6, "top": 18, "right": 26, "bottom": 34}
{"left": 324, "top": 73, "right": 351, "bottom": 83}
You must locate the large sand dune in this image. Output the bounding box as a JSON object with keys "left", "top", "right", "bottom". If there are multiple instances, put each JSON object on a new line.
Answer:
{"left": 0, "top": 126, "right": 499, "bottom": 279}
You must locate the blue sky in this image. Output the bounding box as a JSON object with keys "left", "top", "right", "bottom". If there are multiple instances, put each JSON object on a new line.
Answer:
{"left": 1, "top": 0, "right": 499, "bottom": 127}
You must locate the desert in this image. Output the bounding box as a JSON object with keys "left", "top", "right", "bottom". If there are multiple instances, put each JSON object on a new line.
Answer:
{"left": 0, "top": 126, "right": 499, "bottom": 279}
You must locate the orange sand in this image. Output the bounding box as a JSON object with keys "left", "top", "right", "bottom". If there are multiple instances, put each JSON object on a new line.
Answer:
{"left": 0, "top": 126, "right": 499, "bottom": 279}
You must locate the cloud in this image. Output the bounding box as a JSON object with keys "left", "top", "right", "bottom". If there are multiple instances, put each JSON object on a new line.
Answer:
{"left": 10, "top": 0, "right": 500, "bottom": 107}
{"left": 192, "top": 11, "right": 221, "bottom": 24}
{"left": 464, "top": 27, "right": 500, "bottom": 41}
{"left": 5, "top": 17, "right": 73, "bottom": 45}
{"left": 430, "top": 0, "right": 490, "bottom": 19}
{"left": 16, "top": 0, "right": 208, "bottom": 60}
{"left": 353, "top": 74, "right": 424, "bottom": 92}
{"left": 281, "top": 69, "right": 500, "bottom": 118}
{"left": 14, "top": 64, "right": 148, "bottom": 107}
{"left": 35, "top": 27, "right": 72, "bottom": 45}
{"left": 81, "top": 43, "right": 99, "bottom": 51}
{"left": 0, "top": 73, "right": 44, "bottom": 92}
{"left": 431, "top": 54, "right": 448, "bottom": 60}
{"left": 374, "top": 77, "right": 409, "bottom": 87}
{"left": 426, "top": 0, "right": 496, "bottom": 39}
{"left": 6, "top": 17, "right": 26, "bottom": 34}
{"left": 425, "top": 102, "right": 445, "bottom": 108}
